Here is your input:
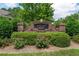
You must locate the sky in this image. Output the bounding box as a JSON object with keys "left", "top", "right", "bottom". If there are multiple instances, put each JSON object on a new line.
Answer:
{"left": 0, "top": 0, "right": 79, "bottom": 19}
{"left": 53, "top": 3, "right": 79, "bottom": 19}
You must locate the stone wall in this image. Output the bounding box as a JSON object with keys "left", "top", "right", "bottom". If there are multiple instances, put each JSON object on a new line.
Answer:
{"left": 17, "top": 21, "right": 65, "bottom": 32}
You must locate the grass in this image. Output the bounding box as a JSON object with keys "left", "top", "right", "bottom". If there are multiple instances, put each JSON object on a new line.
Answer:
{"left": 0, "top": 49, "right": 79, "bottom": 56}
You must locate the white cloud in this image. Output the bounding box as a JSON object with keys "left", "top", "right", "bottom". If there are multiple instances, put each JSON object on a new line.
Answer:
{"left": 52, "top": 2, "right": 79, "bottom": 19}
{"left": 4, "top": 3, "right": 17, "bottom": 8}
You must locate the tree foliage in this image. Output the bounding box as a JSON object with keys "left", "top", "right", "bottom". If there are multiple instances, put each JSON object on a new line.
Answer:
{"left": 19, "top": 3, "right": 54, "bottom": 22}
{"left": 64, "top": 13, "right": 79, "bottom": 36}
{"left": 61, "top": 13, "right": 79, "bottom": 23}
{"left": 0, "top": 16, "right": 13, "bottom": 38}
{"left": 8, "top": 3, "right": 54, "bottom": 23}
{"left": 66, "top": 16, "right": 79, "bottom": 36}
{"left": 54, "top": 13, "right": 79, "bottom": 36}
{"left": 8, "top": 7, "right": 23, "bottom": 21}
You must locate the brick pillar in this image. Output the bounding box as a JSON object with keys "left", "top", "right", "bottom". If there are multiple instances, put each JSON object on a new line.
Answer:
{"left": 52, "top": 25, "right": 56, "bottom": 31}
{"left": 59, "top": 23, "right": 65, "bottom": 32}
{"left": 17, "top": 22, "right": 24, "bottom": 32}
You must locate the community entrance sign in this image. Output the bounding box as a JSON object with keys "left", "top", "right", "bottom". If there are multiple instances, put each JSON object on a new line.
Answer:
{"left": 17, "top": 20, "right": 65, "bottom": 32}
{"left": 34, "top": 23, "right": 49, "bottom": 30}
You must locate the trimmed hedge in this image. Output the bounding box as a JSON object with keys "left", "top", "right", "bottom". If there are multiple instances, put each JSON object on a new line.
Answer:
{"left": 11, "top": 32, "right": 37, "bottom": 45}
{"left": 50, "top": 32, "right": 70, "bottom": 47}
{"left": 11, "top": 32, "right": 70, "bottom": 48}
{"left": 73, "top": 34, "right": 79, "bottom": 43}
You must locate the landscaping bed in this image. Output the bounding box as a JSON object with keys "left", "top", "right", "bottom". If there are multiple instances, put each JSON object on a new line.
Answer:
{"left": 0, "top": 32, "right": 79, "bottom": 56}
{"left": 0, "top": 41, "right": 78, "bottom": 55}
{"left": 11, "top": 32, "right": 70, "bottom": 49}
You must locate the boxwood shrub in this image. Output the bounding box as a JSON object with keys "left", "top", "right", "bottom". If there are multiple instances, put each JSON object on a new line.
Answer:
{"left": 35, "top": 33, "right": 50, "bottom": 48}
{"left": 36, "top": 39, "right": 49, "bottom": 48}
{"left": 14, "top": 38, "right": 25, "bottom": 49}
{"left": 50, "top": 32, "right": 70, "bottom": 47}
{"left": 73, "top": 34, "right": 79, "bottom": 43}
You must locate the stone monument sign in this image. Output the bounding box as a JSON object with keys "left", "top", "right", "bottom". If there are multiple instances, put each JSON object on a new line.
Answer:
{"left": 17, "top": 20, "right": 65, "bottom": 32}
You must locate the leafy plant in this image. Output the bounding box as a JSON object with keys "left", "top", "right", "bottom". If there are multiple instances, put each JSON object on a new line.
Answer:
{"left": 11, "top": 32, "right": 37, "bottom": 45}
{"left": 9, "top": 3, "right": 54, "bottom": 23}
{"left": 0, "top": 17, "right": 13, "bottom": 38}
{"left": 50, "top": 32, "right": 70, "bottom": 47}
{"left": 14, "top": 39, "right": 25, "bottom": 49}
{"left": 0, "top": 39, "right": 4, "bottom": 47}
{"left": 73, "top": 34, "right": 79, "bottom": 43}
{"left": 36, "top": 39, "right": 49, "bottom": 48}
{"left": 11, "top": 32, "right": 70, "bottom": 48}
{"left": 0, "top": 38, "right": 11, "bottom": 48}
{"left": 65, "top": 14, "right": 79, "bottom": 36}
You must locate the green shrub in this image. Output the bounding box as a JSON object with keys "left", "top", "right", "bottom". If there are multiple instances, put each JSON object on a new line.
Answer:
{"left": 11, "top": 32, "right": 37, "bottom": 45}
{"left": 73, "top": 34, "right": 79, "bottom": 43}
{"left": 50, "top": 32, "right": 70, "bottom": 47}
{"left": 36, "top": 39, "right": 49, "bottom": 48}
{"left": 37, "top": 33, "right": 51, "bottom": 40}
{"left": 2, "top": 38, "right": 12, "bottom": 47}
{"left": 0, "top": 39, "right": 4, "bottom": 47}
{"left": 14, "top": 38, "right": 25, "bottom": 49}
{"left": 11, "top": 19, "right": 18, "bottom": 32}
{"left": 0, "top": 38, "right": 11, "bottom": 47}
{"left": 35, "top": 33, "right": 51, "bottom": 48}
{"left": 11, "top": 32, "right": 37, "bottom": 38}
{"left": 0, "top": 17, "right": 13, "bottom": 38}
{"left": 24, "top": 38, "right": 36, "bottom": 45}
{"left": 11, "top": 32, "right": 70, "bottom": 48}
{"left": 24, "top": 33, "right": 37, "bottom": 45}
{"left": 66, "top": 17, "right": 79, "bottom": 36}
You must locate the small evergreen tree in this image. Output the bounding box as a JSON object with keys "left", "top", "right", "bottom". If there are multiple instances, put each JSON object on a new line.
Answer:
{"left": 66, "top": 16, "right": 79, "bottom": 36}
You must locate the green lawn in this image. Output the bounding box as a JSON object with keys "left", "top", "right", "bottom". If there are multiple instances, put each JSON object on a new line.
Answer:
{"left": 0, "top": 49, "right": 79, "bottom": 56}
